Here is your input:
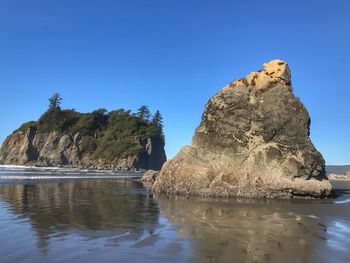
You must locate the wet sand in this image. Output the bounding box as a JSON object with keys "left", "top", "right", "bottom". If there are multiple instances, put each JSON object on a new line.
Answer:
{"left": 0, "top": 168, "right": 349, "bottom": 263}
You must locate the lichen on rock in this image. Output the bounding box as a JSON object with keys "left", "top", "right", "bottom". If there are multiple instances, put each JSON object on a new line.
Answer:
{"left": 153, "top": 59, "right": 332, "bottom": 198}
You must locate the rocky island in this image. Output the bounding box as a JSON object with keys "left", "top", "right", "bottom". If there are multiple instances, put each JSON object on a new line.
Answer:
{"left": 153, "top": 60, "right": 332, "bottom": 198}
{"left": 0, "top": 95, "right": 166, "bottom": 171}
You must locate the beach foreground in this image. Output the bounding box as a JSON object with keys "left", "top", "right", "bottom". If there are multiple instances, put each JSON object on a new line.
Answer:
{"left": 0, "top": 167, "right": 349, "bottom": 263}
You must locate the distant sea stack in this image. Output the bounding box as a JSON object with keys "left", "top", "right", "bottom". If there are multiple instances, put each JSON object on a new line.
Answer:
{"left": 0, "top": 97, "right": 166, "bottom": 171}
{"left": 153, "top": 60, "right": 332, "bottom": 198}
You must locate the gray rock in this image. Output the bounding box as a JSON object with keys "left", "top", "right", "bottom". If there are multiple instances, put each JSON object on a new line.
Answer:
{"left": 138, "top": 170, "right": 160, "bottom": 184}
{"left": 0, "top": 128, "right": 166, "bottom": 171}
{"left": 153, "top": 60, "right": 332, "bottom": 198}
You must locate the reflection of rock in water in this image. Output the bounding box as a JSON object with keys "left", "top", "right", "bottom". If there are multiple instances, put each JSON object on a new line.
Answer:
{"left": 156, "top": 196, "right": 326, "bottom": 263}
{"left": 0, "top": 180, "right": 159, "bottom": 254}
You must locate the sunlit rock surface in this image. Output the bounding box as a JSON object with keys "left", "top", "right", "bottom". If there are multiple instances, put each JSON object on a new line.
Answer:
{"left": 153, "top": 60, "right": 332, "bottom": 198}
{"left": 0, "top": 128, "right": 166, "bottom": 171}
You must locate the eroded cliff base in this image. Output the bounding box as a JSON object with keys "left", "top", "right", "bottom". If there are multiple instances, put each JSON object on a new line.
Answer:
{"left": 153, "top": 146, "right": 332, "bottom": 199}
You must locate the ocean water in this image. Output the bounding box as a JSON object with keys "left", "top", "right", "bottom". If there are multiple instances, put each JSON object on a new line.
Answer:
{"left": 0, "top": 166, "right": 349, "bottom": 263}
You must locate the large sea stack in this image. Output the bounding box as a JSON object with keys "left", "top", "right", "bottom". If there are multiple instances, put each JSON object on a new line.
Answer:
{"left": 0, "top": 106, "right": 166, "bottom": 171}
{"left": 153, "top": 60, "right": 332, "bottom": 198}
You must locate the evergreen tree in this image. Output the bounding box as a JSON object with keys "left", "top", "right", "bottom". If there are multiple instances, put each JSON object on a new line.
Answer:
{"left": 152, "top": 110, "right": 163, "bottom": 129}
{"left": 137, "top": 105, "right": 151, "bottom": 122}
{"left": 48, "top": 93, "right": 62, "bottom": 110}
{"left": 93, "top": 108, "right": 107, "bottom": 116}
{"left": 151, "top": 110, "right": 164, "bottom": 138}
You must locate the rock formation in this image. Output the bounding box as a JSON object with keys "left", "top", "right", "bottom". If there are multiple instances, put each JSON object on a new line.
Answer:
{"left": 138, "top": 170, "right": 159, "bottom": 184}
{"left": 0, "top": 108, "right": 166, "bottom": 171}
{"left": 153, "top": 60, "right": 332, "bottom": 198}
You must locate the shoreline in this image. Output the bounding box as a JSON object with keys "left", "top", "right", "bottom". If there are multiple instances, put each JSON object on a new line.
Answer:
{"left": 329, "top": 177, "right": 350, "bottom": 181}
{"left": 0, "top": 164, "right": 145, "bottom": 173}
{"left": 0, "top": 165, "right": 144, "bottom": 180}
{"left": 0, "top": 175, "right": 142, "bottom": 180}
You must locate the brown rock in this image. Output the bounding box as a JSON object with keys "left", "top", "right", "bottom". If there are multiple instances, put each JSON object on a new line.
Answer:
{"left": 153, "top": 60, "right": 332, "bottom": 198}
{"left": 138, "top": 170, "right": 160, "bottom": 184}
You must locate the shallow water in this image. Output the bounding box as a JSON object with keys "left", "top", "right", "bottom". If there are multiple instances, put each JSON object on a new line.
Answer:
{"left": 0, "top": 167, "right": 349, "bottom": 263}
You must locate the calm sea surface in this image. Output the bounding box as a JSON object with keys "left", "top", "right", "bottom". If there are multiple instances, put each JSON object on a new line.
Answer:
{"left": 0, "top": 166, "right": 350, "bottom": 263}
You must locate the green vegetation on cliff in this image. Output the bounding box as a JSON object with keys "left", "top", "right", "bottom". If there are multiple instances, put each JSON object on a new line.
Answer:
{"left": 19, "top": 94, "right": 164, "bottom": 161}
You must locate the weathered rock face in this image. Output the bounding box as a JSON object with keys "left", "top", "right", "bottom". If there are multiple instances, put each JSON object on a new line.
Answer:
{"left": 138, "top": 170, "right": 159, "bottom": 184}
{"left": 153, "top": 60, "right": 332, "bottom": 198}
{"left": 0, "top": 127, "right": 166, "bottom": 171}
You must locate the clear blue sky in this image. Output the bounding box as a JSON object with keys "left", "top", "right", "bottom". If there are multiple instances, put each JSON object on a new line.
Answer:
{"left": 0, "top": 0, "right": 349, "bottom": 164}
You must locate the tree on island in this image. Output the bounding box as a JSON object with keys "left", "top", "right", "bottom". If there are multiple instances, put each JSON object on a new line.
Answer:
{"left": 48, "top": 93, "right": 62, "bottom": 110}
{"left": 137, "top": 105, "right": 151, "bottom": 122}
{"left": 152, "top": 110, "right": 163, "bottom": 129}
{"left": 151, "top": 110, "right": 164, "bottom": 138}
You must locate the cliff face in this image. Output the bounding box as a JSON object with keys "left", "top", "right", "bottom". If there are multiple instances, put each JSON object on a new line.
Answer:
{"left": 0, "top": 108, "right": 166, "bottom": 171}
{"left": 0, "top": 127, "right": 166, "bottom": 170}
{"left": 153, "top": 60, "right": 332, "bottom": 198}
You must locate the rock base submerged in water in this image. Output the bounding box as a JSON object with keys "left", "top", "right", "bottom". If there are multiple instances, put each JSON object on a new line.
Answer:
{"left": 153, "top": 60, "right": 332, "bottom": 198}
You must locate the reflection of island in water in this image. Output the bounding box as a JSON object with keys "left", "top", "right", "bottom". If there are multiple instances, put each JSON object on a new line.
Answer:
{"left": 0, "top": 180, "right": 159, "bottom": 254}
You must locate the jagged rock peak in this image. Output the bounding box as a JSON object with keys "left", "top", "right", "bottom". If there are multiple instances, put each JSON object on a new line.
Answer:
{"left": 248, "top": 59, "right": 290, "bottom": 85}
{"left": 153, "top": 59, "right": 332, "bottom": 199}
{"left": 230, "top": 59, "right": 291, "bottom": 92}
